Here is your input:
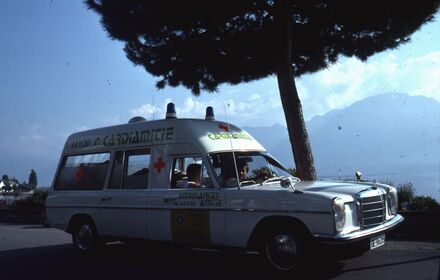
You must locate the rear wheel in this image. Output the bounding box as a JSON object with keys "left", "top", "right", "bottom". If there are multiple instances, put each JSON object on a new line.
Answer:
{"left": 72, "top": 219, "right": 103, "bottom": 253}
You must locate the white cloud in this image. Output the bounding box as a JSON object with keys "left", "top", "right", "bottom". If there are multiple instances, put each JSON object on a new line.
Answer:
{"left": 300, "top": 51, "right": 440, "bottom": 118}
{"left": 130, "top": 104, "right": 158, "bottom": 116}
{"left": 127, "top": 51, "right": 440, "bottom": 126}
{"left": 128, "top": 91, "right": 285, "bottom": 127}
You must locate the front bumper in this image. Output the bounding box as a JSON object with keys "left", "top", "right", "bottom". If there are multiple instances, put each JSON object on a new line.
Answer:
{"left": 314, "top": 214, "right": 404, "bottom": 244}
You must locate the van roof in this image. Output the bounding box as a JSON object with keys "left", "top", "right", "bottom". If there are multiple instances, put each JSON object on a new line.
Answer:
{"left": 63, "top": 118, "right": 265, "bottom": 155}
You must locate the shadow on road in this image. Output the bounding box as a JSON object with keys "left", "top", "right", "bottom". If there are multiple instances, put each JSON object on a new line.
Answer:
{"left": 2, "top": 241, "right": 439, "bottom": 280}
{"left": 0, "top": 242, "right": 350, "bottom": 280}
{"left": 342, "top": 254, "right": 440, "bottom": 273}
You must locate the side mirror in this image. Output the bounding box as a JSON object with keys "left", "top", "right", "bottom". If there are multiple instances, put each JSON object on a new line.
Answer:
{"left": 281, "top": 177, "right": 295, "bottom": 191}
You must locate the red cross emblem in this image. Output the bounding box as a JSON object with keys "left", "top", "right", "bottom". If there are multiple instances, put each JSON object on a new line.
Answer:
{"left": 154, "top": 157, "right": 166, "bottom": 173}
{"left": 218, "top": 123, "right": 229, "bottom": 132}
{"left": 75, "top": 166, "right": 85, "bottom": 181}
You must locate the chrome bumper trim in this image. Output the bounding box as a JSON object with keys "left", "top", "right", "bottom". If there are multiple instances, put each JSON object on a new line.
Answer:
{"left": 314, "top": 214, "right": 404, "bottom": 243}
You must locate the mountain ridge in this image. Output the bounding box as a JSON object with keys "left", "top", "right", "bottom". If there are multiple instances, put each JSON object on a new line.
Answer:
{"left": 245, "top": 92, "right": 439, "bottom": 170}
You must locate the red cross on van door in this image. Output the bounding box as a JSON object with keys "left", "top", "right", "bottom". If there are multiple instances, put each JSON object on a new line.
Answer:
{"left": 154, "top": 157, "right": 166, "bottom": 173}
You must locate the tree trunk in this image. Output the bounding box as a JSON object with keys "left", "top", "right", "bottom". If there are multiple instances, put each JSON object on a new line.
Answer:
{"left": 274, "top": 0, "right": 317, "bottom": 180}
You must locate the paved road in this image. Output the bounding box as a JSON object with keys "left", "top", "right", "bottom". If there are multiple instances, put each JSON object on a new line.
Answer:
{"left": 0, "top": 223, "right": 439, "bottom": 280}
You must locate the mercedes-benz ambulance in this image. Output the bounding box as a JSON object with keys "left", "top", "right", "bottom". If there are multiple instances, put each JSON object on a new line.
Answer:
{"left": 46, "top": 103, "right": 403, "bottom": 273}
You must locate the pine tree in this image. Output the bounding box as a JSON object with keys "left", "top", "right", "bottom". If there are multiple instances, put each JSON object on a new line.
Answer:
{"left": 2, "top": 174, "right": 9, "bottom": 182}
{"left": 29, "top": 169, "right": 38, "bottom": 189}
{"left": 86, "top": 0, "right": 439, "bottom": 179}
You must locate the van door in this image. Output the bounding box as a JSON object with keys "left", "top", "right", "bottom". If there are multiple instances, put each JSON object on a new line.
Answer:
{"left": 99, "top": 149, "right": 150, "bottom": 238}
{"left": 147, "top": 152, "right": 226, "bottom": 246}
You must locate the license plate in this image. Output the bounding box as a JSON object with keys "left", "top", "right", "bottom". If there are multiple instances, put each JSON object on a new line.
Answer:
{"left": 370, "top": 234, "right": 385, "bottom": 250}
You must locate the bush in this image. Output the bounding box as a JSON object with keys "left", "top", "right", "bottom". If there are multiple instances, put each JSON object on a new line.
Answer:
{"left": 287, "top": 168, "right": 296, "bottom": 177}
{"left": 11, "top": 189, "right": 48, "bottom": 210}
{"left": 407, "top": 196, "right": 440, "bottom": 211}
{"left": 396, "top": 182, "right": 415, "bottom": 210}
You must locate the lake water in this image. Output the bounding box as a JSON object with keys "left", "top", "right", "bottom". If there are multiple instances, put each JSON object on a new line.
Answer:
{"left": 1, "top": 164, "right": 439, "bottom": 203}
{"left": 319, "top": 163, "right": 440, "bottom": 202}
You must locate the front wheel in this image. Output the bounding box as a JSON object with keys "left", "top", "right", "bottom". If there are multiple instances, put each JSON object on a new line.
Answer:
{"left": 262, "top": 228, "right": 307, "bottom": 274}
{"left": 72, "top": 220, "right": 103, "bottom": 253}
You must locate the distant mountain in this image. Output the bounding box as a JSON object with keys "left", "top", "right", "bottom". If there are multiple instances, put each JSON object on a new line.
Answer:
{"left": 1, "top": 92, "right": 438, "bottom": 193}
{"left": 246, "top": 93, "right": 440, "bottom": 178}
{"left": 243, "top": 123, "right": 289, "bottom": 152}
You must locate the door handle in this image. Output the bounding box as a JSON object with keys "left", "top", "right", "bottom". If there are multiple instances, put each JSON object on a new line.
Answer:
{"left": 163, "top": 197, "right": 177, "bottom": 202}
{"left": 101, "top": 197, "right": 112, "bottom": 202}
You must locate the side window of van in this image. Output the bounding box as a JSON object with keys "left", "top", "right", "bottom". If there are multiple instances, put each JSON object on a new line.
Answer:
{"left": 54, "top": 153, "right": 110, "bottom": 190}
{"left": 170, "top": 156, "right": 213, "bottom": 189}
{"left": 109, "top": 149, "right": 151, "bottom": 189}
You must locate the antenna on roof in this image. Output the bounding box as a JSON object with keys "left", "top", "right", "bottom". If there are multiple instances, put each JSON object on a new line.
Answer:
{"left": 152, "top": 91, "right": 155, "bottom": 120}
{"left": 205, "top": 106, "right": 215, "bottom": 120}
{"left": 166, "top": 102, "right": 177, "bottom": 119}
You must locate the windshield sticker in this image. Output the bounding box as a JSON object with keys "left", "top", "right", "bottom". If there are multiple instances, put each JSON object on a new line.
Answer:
{"left": 70, "top": 127, "right": 174, "bottom": 149}
{"left": 208, "top": 132, "right": 251, "bottom": 141}
{"left": 173, "top": 191, "right": 223, "bottom": 207}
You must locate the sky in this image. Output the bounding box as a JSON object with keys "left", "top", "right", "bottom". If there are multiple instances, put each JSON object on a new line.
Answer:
{"left": 0, "top": 1, "right": 439, "bottom": 186}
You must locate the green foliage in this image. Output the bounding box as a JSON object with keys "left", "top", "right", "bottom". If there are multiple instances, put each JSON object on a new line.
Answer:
{"left": 396, "top": 182, "right": 415, "bottom": 210}
{"left": 11, "top": 189, "right": 48, "bottom": 210}
{"left": 29, "top": 169, "right": 38, "bottom": 187}
{"left": 407, "top": 196, "right": 440, "bottom": 211}
{"left": 85, "top": 0, "right": 439, "bottom": 181}
{"left": 85, "top": 0, "right": 440, "bottom": 95}
{"left": 395, "top": 182, "right": 439, "bottom": 211}
{"left": 287, "top": 168, "right": 296, "bottom": 177}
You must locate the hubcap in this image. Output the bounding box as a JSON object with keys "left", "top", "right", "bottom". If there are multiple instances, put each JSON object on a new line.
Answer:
{"left": 266, "top": 234, "right": 298, "bottom": 271}
{"left": 76, "top": 224, "right": 93, "bottom": 250}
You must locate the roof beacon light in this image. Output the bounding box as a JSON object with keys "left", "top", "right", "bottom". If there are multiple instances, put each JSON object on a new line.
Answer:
{"left": 166, "top": 102, "right": 177, "bottom": 119}
{"left": 205, "top": 106, "right": 215, "bottom": 120}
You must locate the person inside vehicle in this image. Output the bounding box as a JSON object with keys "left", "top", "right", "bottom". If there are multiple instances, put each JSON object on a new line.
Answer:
{"left": 185, "top": 163, "right": 202, "bottom": 188}
{"left": 224, "top": 158, "right": 253, "bottom": 186}
{"left": 238, "top": 160, "right": 250, "bottom": 181}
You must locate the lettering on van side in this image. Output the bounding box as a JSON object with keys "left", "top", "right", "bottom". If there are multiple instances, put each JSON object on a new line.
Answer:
{"left": 70, "top": 127, "right": 174, "bottom": 149}
{"left": 207, "top": 132, "right": 251, "bottom": 140}
{"left": 174, "top": 191, "right": 223, "bottom": 208}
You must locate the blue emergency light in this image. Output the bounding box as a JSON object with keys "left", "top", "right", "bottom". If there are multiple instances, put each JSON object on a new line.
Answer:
{"left": 205, "top": 106, "right": 215, "bottom": 120}
{"left": 166, "top": 103, "right": 177, "bottom": 119}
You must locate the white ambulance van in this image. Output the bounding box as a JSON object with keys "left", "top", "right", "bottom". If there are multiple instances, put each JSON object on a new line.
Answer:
{"left": 46, "top": 103, "right": 403, "bottom": 273}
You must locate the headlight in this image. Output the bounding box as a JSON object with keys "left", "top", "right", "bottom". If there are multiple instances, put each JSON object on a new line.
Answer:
{"left": 332, "top": 197, "right": 346, "bottom": 233}
{"left": 387, "top": 187, "right": 398, "bottom": 215}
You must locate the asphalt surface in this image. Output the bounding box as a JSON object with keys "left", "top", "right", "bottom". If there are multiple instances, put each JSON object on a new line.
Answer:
{"left": 0, "top": 223, "right": 439, "bottom": 280}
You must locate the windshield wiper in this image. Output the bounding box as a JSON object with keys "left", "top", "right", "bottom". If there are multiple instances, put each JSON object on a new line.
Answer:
{"left": 262, "top": 176, "right": 284, "bottom": 184}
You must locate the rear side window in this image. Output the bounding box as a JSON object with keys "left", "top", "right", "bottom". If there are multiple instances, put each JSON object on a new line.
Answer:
{"left": 109, "top": 149, "right": 151, "bottom": 189}
{"left": 55, "top": 153, "right": 110, "bottom": 190}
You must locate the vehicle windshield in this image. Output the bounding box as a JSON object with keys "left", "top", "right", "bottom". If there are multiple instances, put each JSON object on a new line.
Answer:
{"left": 208, "top": 152, "right": 297, "bottom": 188}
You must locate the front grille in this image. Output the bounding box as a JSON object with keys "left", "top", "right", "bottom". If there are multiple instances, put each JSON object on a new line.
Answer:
{"left": 358, "top": 192, "right": 386, "bottom": 228}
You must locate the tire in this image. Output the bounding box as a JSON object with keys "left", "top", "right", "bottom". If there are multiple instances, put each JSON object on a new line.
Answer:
{"left": 71, "top": 219, "right": 104, "bottom": 254}
{"left": 261, "top": 227, "right": 308, "bottom": 274}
